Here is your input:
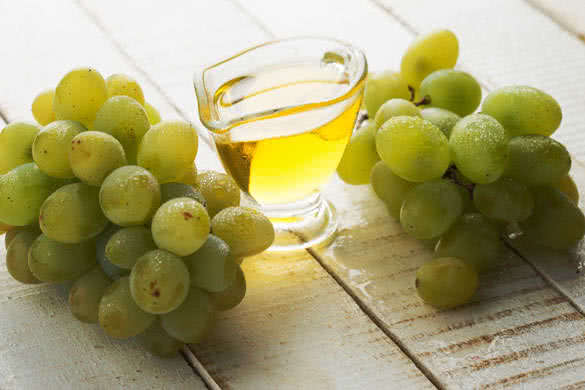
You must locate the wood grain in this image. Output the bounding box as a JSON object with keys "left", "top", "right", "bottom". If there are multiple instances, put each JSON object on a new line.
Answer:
{"left": 527, "top": 0, "right": 585, "bottom": 41}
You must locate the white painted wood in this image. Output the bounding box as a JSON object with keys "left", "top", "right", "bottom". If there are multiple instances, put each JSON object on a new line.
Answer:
{"left": 528, "top": 0, "right": 585, "bottom": 41}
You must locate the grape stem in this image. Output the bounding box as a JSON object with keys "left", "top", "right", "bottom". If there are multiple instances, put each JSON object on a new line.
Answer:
{"left": 414, "top": 95, "right": 431, "bottom": 107}
{"left": 408, "top": 85, "right": 416, "bottom": 102}
{"left": 443, "top": 166, "right": 475, "bottom": 193}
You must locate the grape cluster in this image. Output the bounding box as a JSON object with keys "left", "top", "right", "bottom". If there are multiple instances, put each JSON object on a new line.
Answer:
{"left": 1, "top": 68, "right": 275, "bottom": 357}
{"left": 338, "top": 30, "right": 585, "bottom": 309}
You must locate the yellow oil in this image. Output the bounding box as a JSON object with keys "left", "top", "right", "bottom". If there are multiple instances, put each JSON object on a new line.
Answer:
{"left": 213, "top": 63, "right": 362, "bottom": 204}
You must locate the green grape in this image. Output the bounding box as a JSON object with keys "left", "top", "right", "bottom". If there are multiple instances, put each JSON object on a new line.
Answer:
{"left": 144, "top": 102, "right": 162, "bottom": 125}
{"left": 473, "top": 177, "right": 534, "bottom": 223}
{"left": 521, "top": 187, "right": 585, "bottom": 250}
{"left": 32, "top": 89, "right": 56, "bottom": 126}
{"left": 336, "top": 120, "right": 380, "bottom": 185}
{"left": 68, "top": 266, "right": 110, "bottom": 323}
{"left": 420, "top": 107, "right": 460, "bottom": 138}
{"left": 98, "top": 277, "right": 155, "bottom": 339}
{"left": 160, "top": 182, "right": 206, "bottom": 207}
{"left": 5, "top": 229, "right": 20, "bottom": 248}
{"left": 32, "top": 120, "right": 85, "bottom": 178}
{"left": 130, "top": 249, "right": 190, "bottom": 314}
{"left": 449, "top": 114, "right": 509, "bottom": 184}
{"left": 401, "top": 29, "right": 459, "bottom": 88}
{"left": 374, "top": 99, "right": 421, "bottom": 126}
{"left": 0, "top": 163, "right": 67, "bottom": 226}
{"left": 28, "top": 234, "right": 96, "bottom": 282}
{"left": 0, "top": 121, "right": 41, "bottom": 174}
{"left": 375, "top": 116, "right": 450, "bottom": 182}
{"left": 4, "top": 225, "right": 39, "bottom": 248}
{"left": 151, "top": 197, "right": 210, "bottom": 256}
{"left": 6, "top": 231, "right": 41, "bottom": 284}
{"left": 178, "top": 163, "right": 197, "bottom": 187}
{"left": 210, "top": 265, "right": 246, "bottom": 311}
{"left": 137, "top": 121, "right": 199, "bottom": 183}
{"left": 370, "top": 161, "right": 416, "bottom": 219}
{"left": 211, "top": 206, "right": 275, "bottom": 257}
{"left": 183, "top": 235, "right": 237, "bottom": 293}
{"left": 419, "top": 69, "right": 481, "bottom": 117}
{"left": 99, "top": 166, "right": 161, "bottom": 226}
{"left": 400, "top": 179, "right": 463, "bottom": 239}
{"left": 435, "top": 213, "right": 504, "bottom": 272}
{"left": 415, "top": 257, "right": 478, "bottom": 309}
{"left": 555, "top": 175, "right": 579, "bottom": 204}
{"left": 54, "top": 67, "right": 108, "bottom": 129}
{"left": 140, "top": 319, "right": 184, "bottom": 358}
{"left": 93, "top": 96, "right": 150, "bottom": 164}
{"left": 196, "top": 171, "right": 240, "bottom": 217}
{"left": 69, "top": 131, "right": 127, "bottom": 186}
{"left": 455, "top": 185, "right": 474, "bottom": 213}
{"left": 40, "top": 183, "right": 108, "bottom": 243}
{"left": 106, "top": 74, "right": 145, "bottom": 106}
{"left": 161, "top": 287, "right": 214, "bottom": 343}
{"left": 506, "top": 135, "right": 571, "bottom": 186}
{"left": 363, "top": 71, "right": 410, "bottom": 117}
{"left": 482, "top": 86, "right": 562, "bottom": 137}
{"left": 96, "top": 225, "right": 130, "bottom": 280}
{"left": 105, "top": 226, "right": 156, "bottom": 269}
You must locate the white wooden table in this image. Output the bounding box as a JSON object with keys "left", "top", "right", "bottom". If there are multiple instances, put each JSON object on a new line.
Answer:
{"left": 1, "top": 0, "right": 585, "bottom": 388}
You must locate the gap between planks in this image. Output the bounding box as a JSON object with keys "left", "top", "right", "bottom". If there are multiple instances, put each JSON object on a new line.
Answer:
{"left": 523, "top": 0, "right": 585, "bottom": 43}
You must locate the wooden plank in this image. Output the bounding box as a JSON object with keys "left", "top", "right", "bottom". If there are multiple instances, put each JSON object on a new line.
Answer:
{"left": 527, "top": 0, "right": 585, "bottom": 42}
{"left": 236, "top": 0, "right": 585, "bottom": 387}
{"left": 0, "top": 1, "right": 207, "bottom": 388}
{"left": 50, "top": 0, "right": 437, "bottom": 388}
{"left": 376, "top": 0, "right": 585, "bottom": 161}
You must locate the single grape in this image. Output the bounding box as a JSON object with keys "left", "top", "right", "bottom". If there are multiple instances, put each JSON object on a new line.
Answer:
{"left": 420, "top": 107, "right": 460, "bottom": 138}
{"left": 473, "top": 177, "right": 534, "bottom": 223}
{"left": 28, "top": 234, "right": 96, "bottom": 282}
{"left": 449, "top": 114, "right": 509, "bottom": 184}
{"left": 33, "top": 120, "right": 85, "bottom": 178}
{"left": 374, "top": 99, "right": 421, "bottom": 126}
{"left": 40, "top": 183, "right": 108, "bottom": 243}
{"left": 99, "top": 166, "right": 161, "bottom": 226}
{"left": 178, "top": 163, "right": 197, "bottom": 187}
{"left": 482, "top": 86, "right": 562, "bottom": 137}
{"left": 401, "top": 29, "right": 459, "bottom": 88}
{"left": 375, "top": 116, "right": 450, "bottom": 182}
{"left": 400, "top": 179, "right": 463, "bottom": 239}
{"left": 363, "top": 71, "right": 410, "bottom": 118}
{"left": 32, "top": 89, "right": 56, "bottom": 126}
{"left": 0, "top": 163, "right": 67, "bottom": 226}
{"left": 337, "top": 120, "right": 380, "bottom": 185}
{"left": 130, "top": 249, "right": 190, "bottom": 314}
{"left": 137, "top": 121, "right": 199, "bottom": 183}
{"left": 161, "top": 287, "right": 214, "bottom": 343}
{"left": 93, "top": 96, "right": 150, "bottom": 164}
{"left": 370, "top": 161, "right": 416, "bottom": 219}
{"left": 184, "top": 235, "right": 237, "bottom": 293}
{"left": 196, "top": 171, "right": 240, "bottom": 217}
{"left": 53, "top": 67, "right": 108, "bottom": 129}
{"left": 106, "top": 74, "right": 145, "bottom": 106}
{"left": 555, "top": 175, "right": 579, "bottom": 204}
{"left": 160, "top": 182, "right": 206, "bottom": 207}
{"left": 68, "top": 131, "right": 127, "bottom": 186}
{"left": 435, "top": 213, "right": 504, "bottom": 272}
{"left": 210, "top": 265, "right": 246, "bottom": 311}
{"left": 96, "top": 225, "right": 130, "bottom": 280}
{"left": 5, "top": 229, "right": 20, "bottom": 248}
{"left": 98, "top": 277, "right": 155, "bottom": 339}
{"left": 105, "top": 226, "right": 156, "bottom": 269}
{"left": 415, "top": 257, "right": 478, "bottom": 309}
{"left": 0, "top": 121, "right": 41, "bottom": 174}
{"left": 68, "top": 266, "right": 110, "bottom": 323}
{"left": 144, "top": 102, "right": 162, "bottom": 125}
{"left": 5, "top": 225, "right": 39, "bottom": 248}
{"left": 506, "top": 135, "right": 571, "bottom": 186}
{"left": 419, "top": 69, "right": 481, "bottom": 117}
{"left": 6, "top": 230, "right": 41, "bottom": 284}
{"left": 211, "top": 206, "right": 275, "bottom": 257}
{"left": 521, "top": 187, "right": 585, "bottom": 250}
{"left": 140, "top": 319, "right": 184, "bottom": 358}
{"left": 151, "top": 197, "right": 209, "bottom": 256}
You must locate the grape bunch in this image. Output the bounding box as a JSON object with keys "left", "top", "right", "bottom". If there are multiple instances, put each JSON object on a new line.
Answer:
{"left": 338, "top": 30, "right": 585, "bottom": 309}
{"left": 1, "top": 68, "right": 275, "bottom": 357}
